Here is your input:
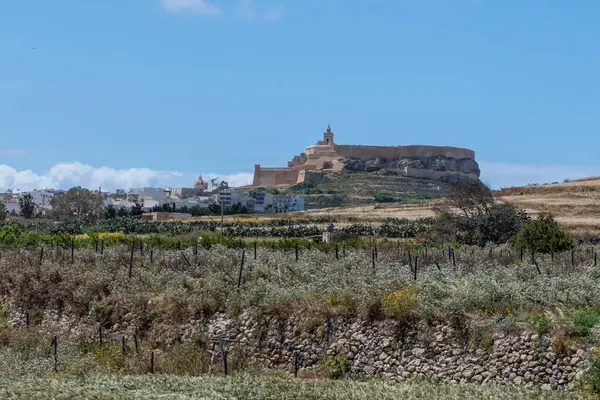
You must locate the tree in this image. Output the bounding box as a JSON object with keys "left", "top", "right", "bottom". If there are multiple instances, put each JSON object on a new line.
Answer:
{"left": 509, "top": 214, "right": 573, "bottom": 254}
{"left": 130, "top": 202, "right": 144, "bottom": 216}
{"left": 474, "top": 203, "right": 529, "bottom": 245}
{"left": 50, "top": 187, "right": 103, "bottom": 220}
{"left": 437, "top": 180, "right": 494, "bottom": 219}
{"left": 104, "top": 205, "right": 117, "bottom": 219}
{"left": 434, "top": 180, "right": 528, "bottom": 246}
{"left": 19, "top": 194, "right": 36, "bottom": 219}
{"left": 0, "top": 200, "right": 7, "bottom": 220}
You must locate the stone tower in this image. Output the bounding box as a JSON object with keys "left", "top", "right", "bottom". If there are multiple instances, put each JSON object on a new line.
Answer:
{"left": 323, "top": 124, "right": 334, "bottom": 145}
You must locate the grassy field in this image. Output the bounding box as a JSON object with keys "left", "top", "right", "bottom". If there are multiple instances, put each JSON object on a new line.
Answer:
{"left": 293, "top": 178, "right": 600, "bottom": 236}
{"left": 0, "top": 373, "right": 580, "bottom": 399}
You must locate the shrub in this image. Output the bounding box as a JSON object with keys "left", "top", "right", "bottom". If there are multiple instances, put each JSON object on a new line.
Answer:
{"left": 586, "top": 348, "right": 600, "bottom": 397}
{"left": 509, "top": 214, "right": 573, "bottom": 254}
{"left": 319, "top": 356, "right": 349, "bottom": 380}
{"left": 92, "top": 344, "right": 126, "bottom": 372}
{"left": 469, "top": 325, "right": 494, "bottom": 349}
{"left": 382, "top": 286, "right": 417, "bottom": 322}
{"left": 530, "top": 313, "right": 553, "bottom": 335}
{"left": 569, "top": 309, "right": 600, "bottom": 338}
{"left": 373, "top": 191, "right": 398, "bottom": 203}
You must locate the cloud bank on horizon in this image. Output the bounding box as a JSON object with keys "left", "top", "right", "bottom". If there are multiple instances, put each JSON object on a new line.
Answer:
{"left": 0, "top": 163, "right": 253, "bottom": 192}
{"left": 0, "top": 161, "right": 599, "bottom": 192}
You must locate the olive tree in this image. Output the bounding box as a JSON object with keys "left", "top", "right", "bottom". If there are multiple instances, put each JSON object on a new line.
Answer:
{"left": 51, "top": 187, "right": 103, "bottom": 220}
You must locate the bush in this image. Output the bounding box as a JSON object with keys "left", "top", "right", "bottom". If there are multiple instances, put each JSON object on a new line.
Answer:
{"left": 509, "top": 214, "right": 573, "bottom": 254}
{"left": 373, "top": 191, "right": 398, "bottom": 203}
{"left": 569, "top": 309, "right": 600, "bottom": 338}
{"left": 382, "top": 286, "right": 417, "bottom": 322}
{"left": 435, "top": 204, "right": 528, "bottom": 246}
{"left": 469, "top": 325, "right": 494, "bottom": 349}
{"left": 530, "top": 314, "right": 553, "bottom": 335}
{"left": 319, "top": 356, "right": 349, "bottom": 379}
{"left": 586, "top": 348, "right": 600, "bottom": 397}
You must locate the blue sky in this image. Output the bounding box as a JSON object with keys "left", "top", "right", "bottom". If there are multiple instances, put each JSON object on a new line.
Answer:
{"left": 1, "top": 0, "right": 600, "bottom": 190}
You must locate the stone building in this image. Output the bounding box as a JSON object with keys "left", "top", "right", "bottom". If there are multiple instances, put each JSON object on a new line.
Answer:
{"left": 252, "top": 125, "right": 480, "bottom": 187}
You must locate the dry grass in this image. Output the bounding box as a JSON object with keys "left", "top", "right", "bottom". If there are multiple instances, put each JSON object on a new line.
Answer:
{"left": 495, "top": 179, "right": 600, "bottom": 236}
{"left": 0, "top": 373, "right": 581, "bottom": 399}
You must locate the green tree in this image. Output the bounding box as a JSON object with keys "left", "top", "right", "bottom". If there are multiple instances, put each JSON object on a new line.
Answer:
{"left": 509, "top": 214, "right": 573, "bottom": 254}
{"left": 0, "top": 200, "right": 7, "bottom": 220}
{"left": 19, "top": 194, "right": 36, "bottom": 219}
{"left": 104, "top": 205, "right": 117, "bottom": 219}
{"left": 50, "top": 187, "right": 103, "bottom": 220}
{"left": 130, "top": 202, "right": 144, "bottom": 216}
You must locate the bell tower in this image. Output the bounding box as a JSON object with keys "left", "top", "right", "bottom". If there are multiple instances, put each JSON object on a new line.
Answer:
{"left": 323, "top": 124, "right": 334, "bottom": 145}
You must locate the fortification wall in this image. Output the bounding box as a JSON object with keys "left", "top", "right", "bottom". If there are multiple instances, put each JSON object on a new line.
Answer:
{"left": 253, "top": 167, "right": 299, "bottom": 186}
{"left": 334, "top": 145, "right": 475, "bottom": 160}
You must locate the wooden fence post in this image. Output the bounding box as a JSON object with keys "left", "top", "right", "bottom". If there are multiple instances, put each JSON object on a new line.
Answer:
{"left": 237, "top": 250, "right": 245, "bottom": 289}
{"left": 254, "top": 241, "right": 257, "bottom": 260}
{"left": 372, "top": 249, "right": 376, "bottom": 271}
{"left": 101, "top": 239, "right": 104, "bottom": 255}
{"left": 452, "top": 248, "right": 456, "bottom": 270}
{"left": 134, "top": 331, "right": 139, "bottom": 354}
{"left": 520, "top": 248, "right": 523, "bottom": 263}
{"left": 413, "top": 256, "right": 418, "bottom": 281}
{"left": 218, "top": 334, "right": 228, "bottom": 376}
{"left": 335, "top": 244, "right": 339, "bottom": 260}
{"left": 129, "top": 241, "right": 135, "bottom": 279}
{"left": 99, "top": 326, "right": 103, "bottom": 346}
{"left": 294, "top": 352, "right": 299, "bottom": 378}
{"left": 52, "top": 336, "right": 58, "bottom": 373}
{"left": 150, "top": 351, "right": 155, "bottom": 373}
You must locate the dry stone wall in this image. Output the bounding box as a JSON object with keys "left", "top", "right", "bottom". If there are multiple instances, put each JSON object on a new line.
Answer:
{"left": 184, "top": 313, "right": 589, "bottom": 392}
{"left": 11, "top": 305, "right": 591, "bottom": 392}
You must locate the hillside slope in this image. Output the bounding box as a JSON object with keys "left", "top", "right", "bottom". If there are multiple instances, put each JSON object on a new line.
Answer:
{"left": 287, "top": 172, "right": 449, "bottom": 209}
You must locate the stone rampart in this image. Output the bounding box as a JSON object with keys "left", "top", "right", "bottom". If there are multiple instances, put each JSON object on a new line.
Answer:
{"left": 252, "top": 166, "right": 299, "bottom": 186}
{"left": 334, "top": 145, "right": 475, "bottom": 160}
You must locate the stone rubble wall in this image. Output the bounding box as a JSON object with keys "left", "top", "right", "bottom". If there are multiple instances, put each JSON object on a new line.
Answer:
{"left": 192, "top": 314, "right": 590, "bottom": 392}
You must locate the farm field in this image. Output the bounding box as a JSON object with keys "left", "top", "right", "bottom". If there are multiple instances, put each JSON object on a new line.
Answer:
{"left": 0, "top": 242, "right": 599, "bottom": 396}
{"left": 0, "top": 374, "right": 578, "bottom": 399}
{"left": 296, "top": 179, "right": 600, "bottom": 236}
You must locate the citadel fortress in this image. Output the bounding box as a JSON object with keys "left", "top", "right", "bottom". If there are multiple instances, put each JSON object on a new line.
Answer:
{"left": 252, "top": 125, "right": 480, "bottom": 187}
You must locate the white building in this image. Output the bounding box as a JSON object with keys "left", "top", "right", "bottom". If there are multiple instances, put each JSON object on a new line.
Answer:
{"left": 128, "top": 188, "right": 167, "bottom": 201}
{"left": 215, "top": 189, "right": 250, "bottom": 208}
{"left": 253, "top": 192, "right": 274, "bottom": 213}
{"left": 288, "top": 194, "right": 305, "bottom": 212}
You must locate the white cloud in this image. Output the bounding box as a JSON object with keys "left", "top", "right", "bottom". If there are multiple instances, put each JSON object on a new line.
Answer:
{"left": 0, "top": 163, "right": 253, "bottom": 192}
{"left": 6, "top": 160, "right": 595, "bottom": 194}
{"left": 161, "top": 0, "right": 221, "bottom": 15}
{"left": 479, "top": 161, "right": 600, "bottom": 189}
{"left": 235, "top": 0, "right": 283, "bottom": 21}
